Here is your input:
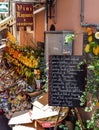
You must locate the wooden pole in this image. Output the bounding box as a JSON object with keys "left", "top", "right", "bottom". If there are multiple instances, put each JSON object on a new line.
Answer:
{"left": 54, "top": 107, "right": 62, "bottom": 130}
{"left": 75, "top": 108, "right": 85, "bottom": 130}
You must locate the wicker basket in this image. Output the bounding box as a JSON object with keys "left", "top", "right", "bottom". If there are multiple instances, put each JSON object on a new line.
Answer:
{"left": 32, "top": 92, "right": 69, "bottom": 128}
{"left": 37, "top": 106, "right": 69, "bottom": 128}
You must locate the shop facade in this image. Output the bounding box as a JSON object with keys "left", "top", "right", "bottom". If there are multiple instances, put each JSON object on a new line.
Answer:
{"left": 0, "top": 0, "right": 99, "bottom": 129}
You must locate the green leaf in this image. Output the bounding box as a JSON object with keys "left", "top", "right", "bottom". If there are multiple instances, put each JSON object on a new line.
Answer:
{"left": 65, "top": 34, "right": 75, "bottom": 43}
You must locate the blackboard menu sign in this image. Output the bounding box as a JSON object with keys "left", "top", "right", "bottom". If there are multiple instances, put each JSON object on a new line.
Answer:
{"left": 48, "top": 55, "right": 86, "bottom": 107}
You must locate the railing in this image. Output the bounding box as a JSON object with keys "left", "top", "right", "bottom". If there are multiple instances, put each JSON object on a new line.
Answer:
{"left": 0, "top": 15, "right": 16, "bottom": 31}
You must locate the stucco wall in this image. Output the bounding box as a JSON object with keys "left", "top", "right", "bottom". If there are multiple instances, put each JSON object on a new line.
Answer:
{"left": 35, "top": 11, "right": 45, "bottom": 43}
{"left": 36, "top": 0, "right": 99, "bottom": 55}
{"left": 35, "top": 0, "right": 84, "bottom": 55}
{"left": 54, "top": 0, "right": 83, "bottom": 55}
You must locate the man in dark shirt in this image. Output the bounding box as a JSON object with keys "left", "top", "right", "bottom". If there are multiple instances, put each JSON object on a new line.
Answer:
{"left": 0, "top": 110, "right": 12, "bottom": 130}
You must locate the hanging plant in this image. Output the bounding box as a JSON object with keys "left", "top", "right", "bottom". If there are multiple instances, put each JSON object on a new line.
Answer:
{"left": 65, "top": 27, "right": 99, "bottom": 129}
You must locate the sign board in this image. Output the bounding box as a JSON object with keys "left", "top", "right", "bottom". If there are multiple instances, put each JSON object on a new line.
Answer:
{"left": 0, "top": 2, "right": 9, "bottom": 14}
{"left": 45, "top": 31, "right": 74, "bottom": 63}
{"left": 48, "top": 55, "right": 86, "bottom": 107}
{"left": 16, "top": 3, "right": 33, "bottom": 31}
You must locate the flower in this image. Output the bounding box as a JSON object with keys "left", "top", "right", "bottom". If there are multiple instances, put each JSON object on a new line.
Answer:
{"left": 86, "top": 27, "right": 92, "bottom": 32}
{"left": 84, "top": 27, "right": 99, "bottom": 56}
{"left": 86, "top": 27, "right": 93, "bottom": 35}
{"left": 95, "top": 32, "right": 99, "bottom": 39}
{"left": 84, "top": 44, "right": 90, "bottom": 53}
{"left": 93, "top": 45, "right": 99, "bottom": 55}
{"left": 88, "top": 36, "right": 93, "bottom": 42}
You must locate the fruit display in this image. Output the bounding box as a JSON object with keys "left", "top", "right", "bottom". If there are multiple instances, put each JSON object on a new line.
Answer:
{"left": 0, "top": 65, "right": 34, "bottom": 117}
{"left": 4, "top": 41, "right": 45, "bottom": 86}
{"left": 0, "top": 38, "right": 45, "bottom": 118}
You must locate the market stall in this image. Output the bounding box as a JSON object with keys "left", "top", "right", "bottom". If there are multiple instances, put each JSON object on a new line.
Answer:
{"left": 0, "top": 32, "right": 45, "bottom": 119}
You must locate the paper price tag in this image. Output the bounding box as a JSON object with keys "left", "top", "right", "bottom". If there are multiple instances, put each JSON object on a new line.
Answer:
{"left": 42, "top": 122, "right": 51, "bottom": 128}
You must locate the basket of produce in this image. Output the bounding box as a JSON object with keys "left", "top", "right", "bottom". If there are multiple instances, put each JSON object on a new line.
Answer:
{"left": 32, "top": 93, "right": 69, "bottom": 128}
{"left": 37, "top": 106, "right": 69, "bottom": 128}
